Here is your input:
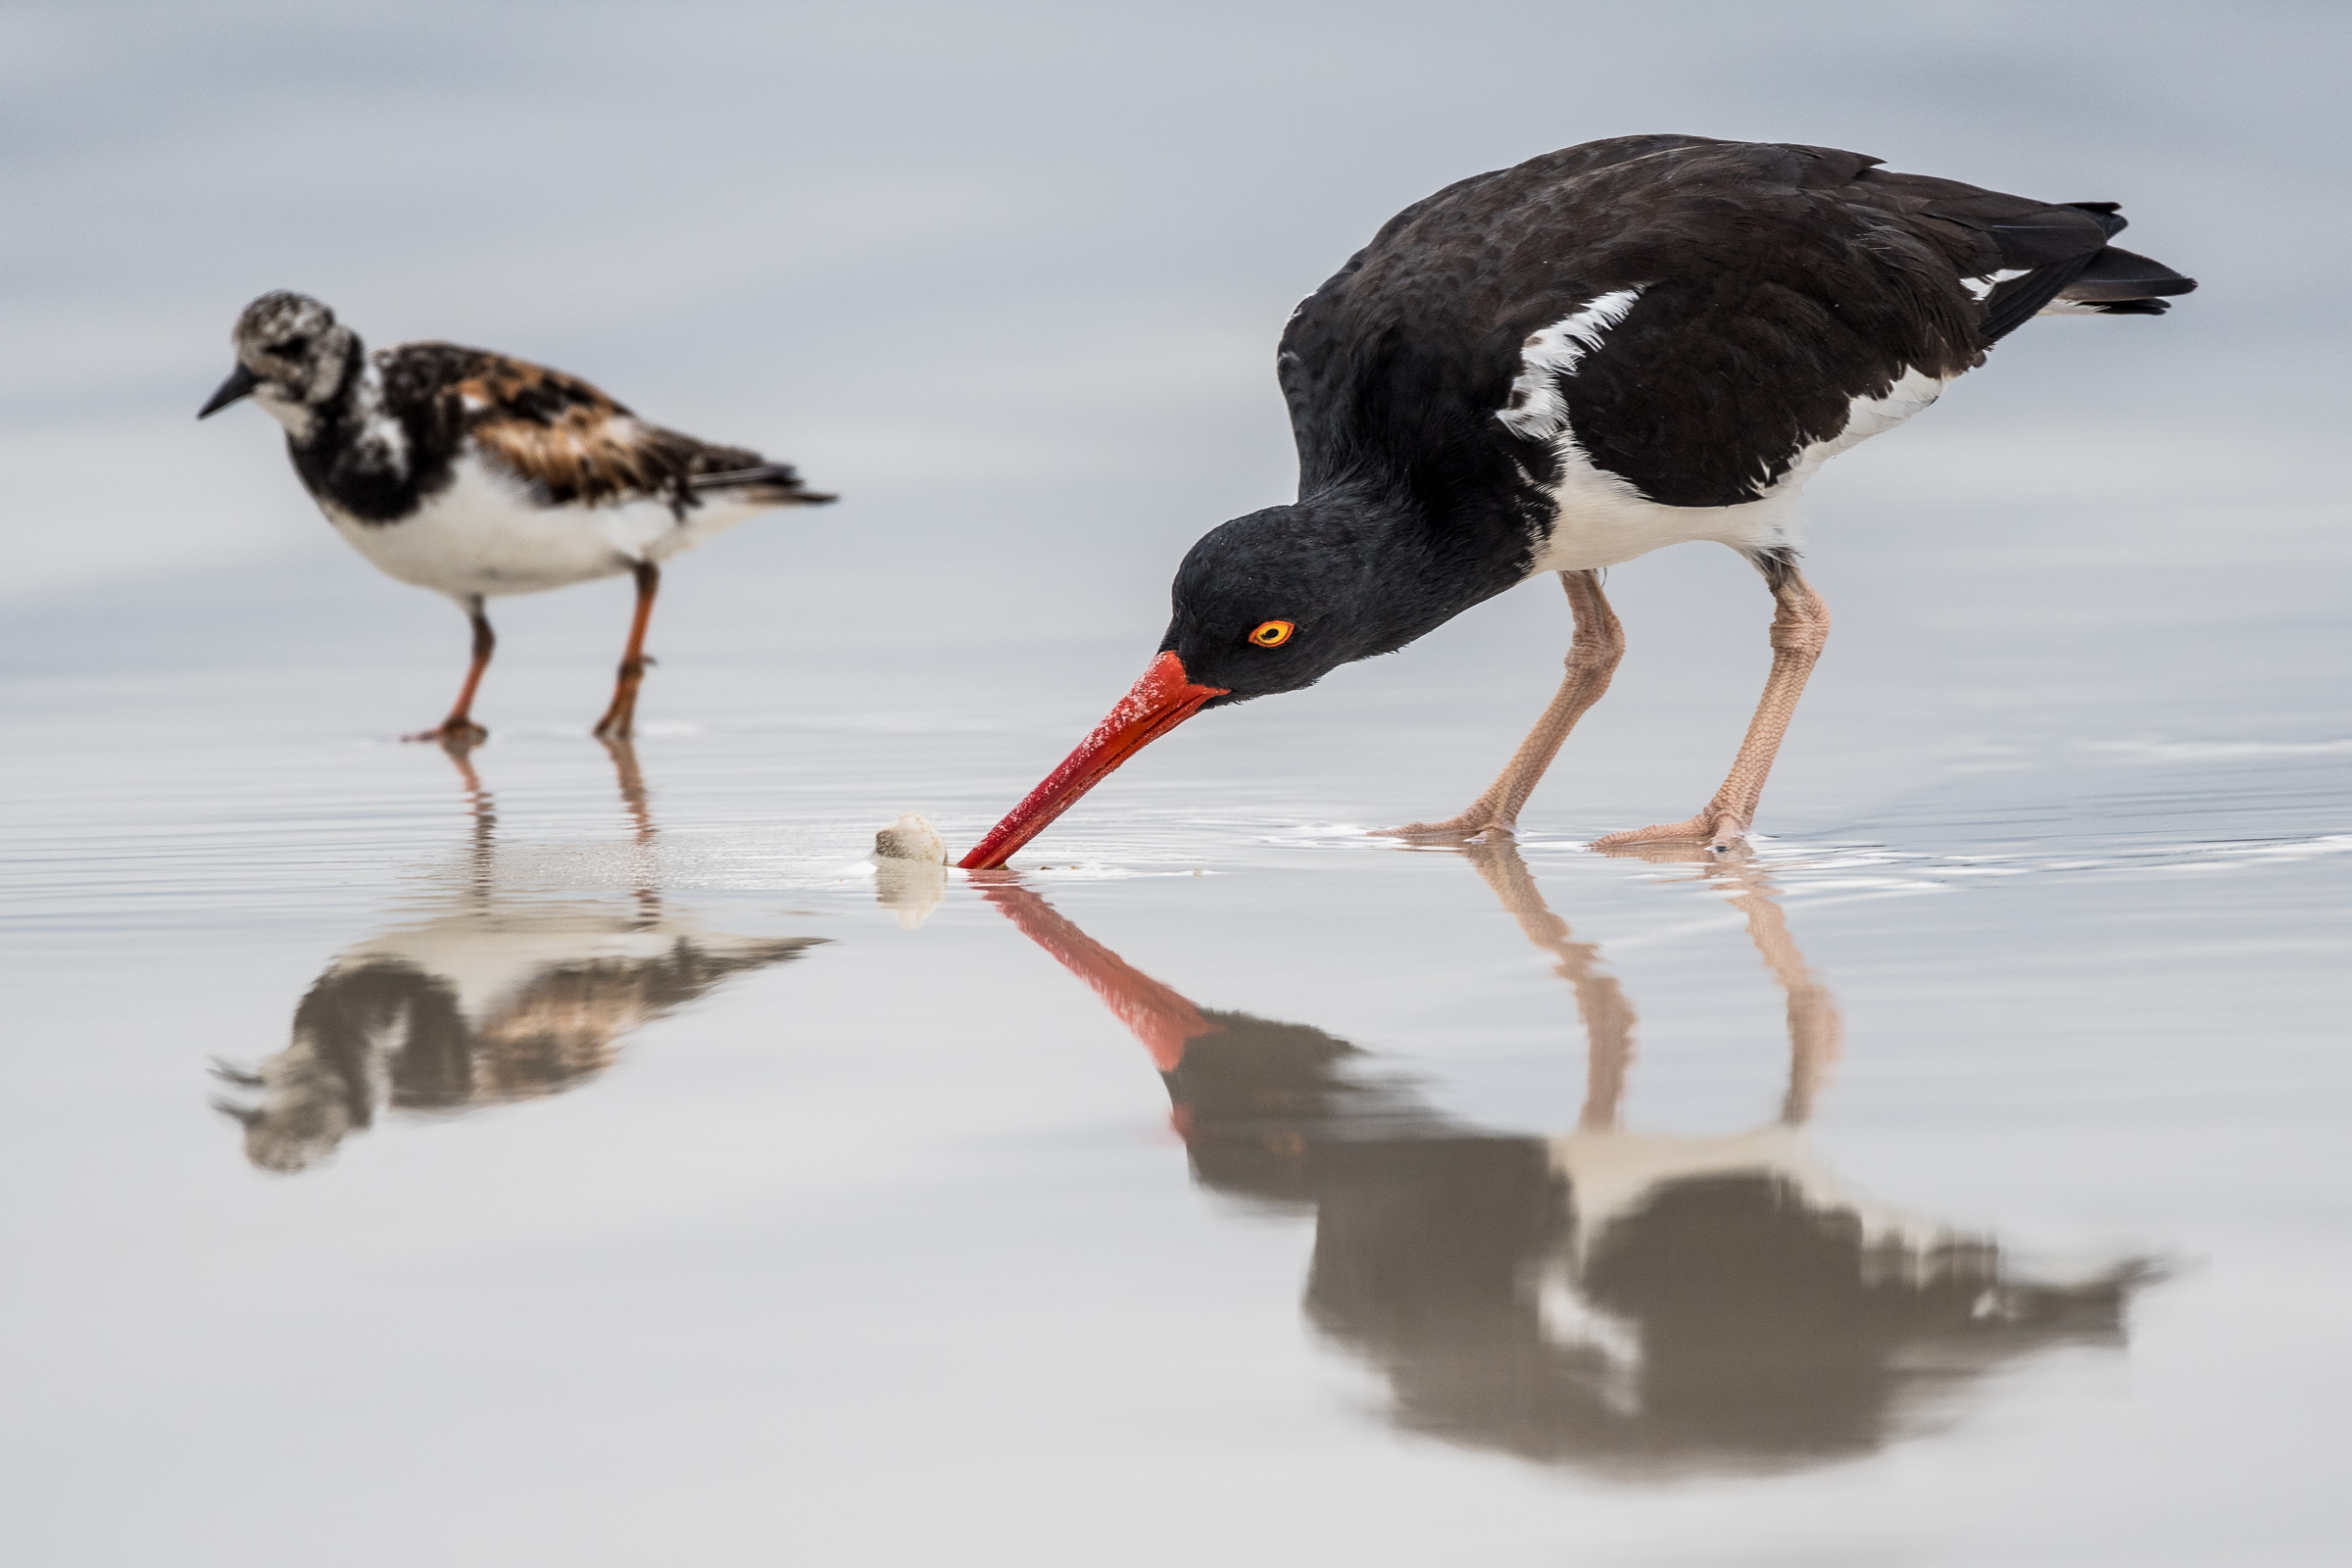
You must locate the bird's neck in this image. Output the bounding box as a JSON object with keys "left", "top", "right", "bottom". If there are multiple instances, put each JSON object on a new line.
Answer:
{"left": 1302, "top": 475, "right": 1536, "bottom": 643}
{"left": 273, "top": 336, "right": 369, "bottom": 451}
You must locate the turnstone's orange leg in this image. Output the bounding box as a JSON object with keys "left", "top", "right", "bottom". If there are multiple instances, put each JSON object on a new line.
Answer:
{"left": 598, "top": 735, "right": 660, "bottom": 919}
{"left": 593, "top": 563, "right": 661, "bottom": 741}
{"left": 1592, "top": 564, "right": 1830, "bottom": 854}
{"left": 1384, "top": 569, "right": 1625, "bottom": 841}
{"left": 406, "top": 597, "right": 495, "bottom": 747}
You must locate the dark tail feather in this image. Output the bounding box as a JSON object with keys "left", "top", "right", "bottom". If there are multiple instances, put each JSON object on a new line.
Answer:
{"left": 1886, "top": 177, "right": 2196, "bottom": 341}
{"left": 1983, "top": 234, "right": 2198, "bottom": 342}
{"left": 1968, "top": 201, "right": 2117, "bottom": 339}
{"left": 1982, "top": 255, "right": 2100, "bottom": 340}
{"left": 2060, "top": 244, "right": 2198, "bottom": 302}
{"left": 688, "top": 464, "right": 837, "bottom": 506}
{"left": 2062, "top": 200, "right": 2127, "bottom": 237}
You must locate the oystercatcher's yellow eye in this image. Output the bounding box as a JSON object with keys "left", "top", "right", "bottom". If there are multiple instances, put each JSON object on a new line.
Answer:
{"left": 1250, "top": 619, "right": 1295, "bottom": 648}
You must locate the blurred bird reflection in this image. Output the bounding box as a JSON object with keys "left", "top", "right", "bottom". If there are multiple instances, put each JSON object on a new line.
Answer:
{"left": 213, "top": 742, "right": 821, "bottom": 1172}
{"left": 981, "top": 844, "right": 2156, "bottom": 1476}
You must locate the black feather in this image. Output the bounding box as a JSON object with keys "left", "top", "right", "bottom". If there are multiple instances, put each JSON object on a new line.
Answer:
{"left": 1982, "top": 256, "right": 2104, "bottom": 341}
{"left": 2062, "top": 244, "right": 2198, "bottom": 301}
{"left": 687, "top": 464, "right": 837, "bottom": 506}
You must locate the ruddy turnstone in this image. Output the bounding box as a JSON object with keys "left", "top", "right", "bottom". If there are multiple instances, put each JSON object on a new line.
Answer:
{"left": 958, "top": 135, "right": 2197, "bottom": 866}
{"left": 199, "top": 291, "right": 835, "bottom": 743}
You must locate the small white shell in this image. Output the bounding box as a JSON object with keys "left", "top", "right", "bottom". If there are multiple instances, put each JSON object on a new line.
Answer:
{"left": 873, "top": 812, "right": 948, "bottom": 864}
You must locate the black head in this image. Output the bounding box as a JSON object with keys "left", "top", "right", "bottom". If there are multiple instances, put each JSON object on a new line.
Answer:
{"left": 1161, "top": 499, "right": 1432, "bottom": 706}
{"left": 198, "top": 290, "right": 360, "bottom": 431}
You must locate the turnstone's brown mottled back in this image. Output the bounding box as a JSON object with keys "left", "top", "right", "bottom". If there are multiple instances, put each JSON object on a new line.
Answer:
{"left": 958, "top": 135, "right": 2196, "bottom": 867}
{"left": 199, "top": 292, "right": 834, "bottom": 743}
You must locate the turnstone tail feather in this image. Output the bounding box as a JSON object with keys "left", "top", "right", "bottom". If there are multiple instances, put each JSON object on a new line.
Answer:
{"left": 200, "top": 291, "right": 836, "bottom": 744}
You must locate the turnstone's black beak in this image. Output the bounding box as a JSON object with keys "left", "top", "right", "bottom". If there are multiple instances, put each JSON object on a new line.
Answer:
{"left": 198, "top": 363, "right": 263, "bottom": 419}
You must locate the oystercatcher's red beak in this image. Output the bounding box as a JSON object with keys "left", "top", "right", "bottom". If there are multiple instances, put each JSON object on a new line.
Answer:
{"left": 959, "top": 651, "right": 1228, "bottom": 870}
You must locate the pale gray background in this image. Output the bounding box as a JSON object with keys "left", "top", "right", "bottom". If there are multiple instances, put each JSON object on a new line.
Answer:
{"left": 3, "top": 0, "right": 2340, "bottom": 614}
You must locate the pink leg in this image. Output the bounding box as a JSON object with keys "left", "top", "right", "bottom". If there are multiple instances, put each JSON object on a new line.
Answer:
{"left": 1724, "top": 865, "right": 1843, "bottom": 1123}
{"left": 1387, "top": 569, "right": 1624, "bottom": 840}
{"left": 1592, "top": 564, "right": 1830, "bottom": 853}
{"left": 1585, "top": 839, "right": 1844, "bottom": 1123}
{"left": 1460, "top": 838, "right": 1639, "bottom": 1128}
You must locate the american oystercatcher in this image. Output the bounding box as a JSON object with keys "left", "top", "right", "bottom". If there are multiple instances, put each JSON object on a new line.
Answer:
{"left": 198, "top": 291, "right": 834, "bottom": 743}
{"left": 960, "top": 135, "right": 2195, "bottom": 867}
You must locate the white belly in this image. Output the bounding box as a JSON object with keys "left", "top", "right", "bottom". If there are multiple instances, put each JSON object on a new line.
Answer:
{"left": 1528, "top": 453, "right": 1807, "bottom": 572}
{"left": 322, "top": 452, "right": 772, "bottom": 601}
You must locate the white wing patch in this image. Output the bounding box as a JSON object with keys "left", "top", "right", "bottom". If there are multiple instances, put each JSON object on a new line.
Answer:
{"left": 1496, "top": 287, "right": 1645, "bottom": 442}
{"left": 1961, "top": 268, "right": 2031, "bottom": 302}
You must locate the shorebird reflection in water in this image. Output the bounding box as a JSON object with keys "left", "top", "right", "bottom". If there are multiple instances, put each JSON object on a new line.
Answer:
{"left": 213, "top": 742, "right": 821, "bottom": 1172}
{"left": 979, "top": 848, "right": 2156, "bottom": 1474}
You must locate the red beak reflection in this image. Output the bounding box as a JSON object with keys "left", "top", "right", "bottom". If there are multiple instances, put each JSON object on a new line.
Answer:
{"left": 974, "top": 883, "right": 1217, "bottom": 1071}
{"left": 959, "top": 651, "right": 1228, "bottom": 870}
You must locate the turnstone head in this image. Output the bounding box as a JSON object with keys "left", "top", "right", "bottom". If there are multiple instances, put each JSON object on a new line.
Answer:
{"left": 199, "top": 290, "right": 357, "bottom": 440}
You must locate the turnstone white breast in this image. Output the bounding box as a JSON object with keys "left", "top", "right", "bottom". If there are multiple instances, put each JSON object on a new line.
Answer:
{"left": 199, "top": 291, "right": 835, "bottom": 743}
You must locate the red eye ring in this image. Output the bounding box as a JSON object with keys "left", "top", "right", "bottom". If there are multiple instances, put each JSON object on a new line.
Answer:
{"left": 1249, "top": 619, "right": 1295, "bottom": 648}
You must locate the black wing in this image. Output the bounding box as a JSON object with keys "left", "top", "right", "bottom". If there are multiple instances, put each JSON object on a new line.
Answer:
{"left": 1278, "top": 137, "right": 2194, "bottom": 511}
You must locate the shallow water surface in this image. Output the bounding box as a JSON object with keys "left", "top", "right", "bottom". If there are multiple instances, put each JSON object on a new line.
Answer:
{"left": 3, "top": 514, "right": 2348, "bottom": 1566}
